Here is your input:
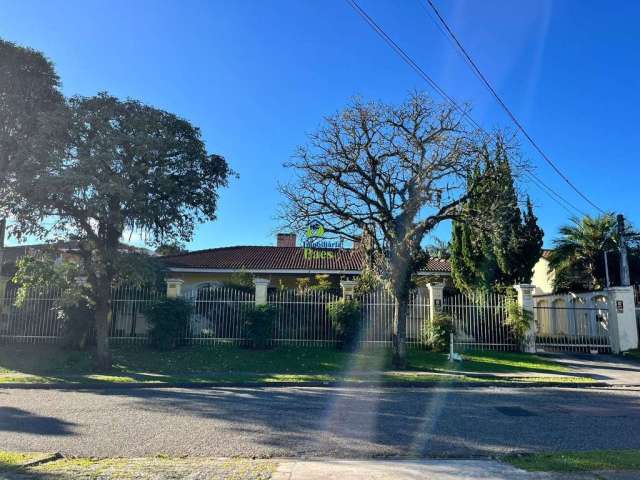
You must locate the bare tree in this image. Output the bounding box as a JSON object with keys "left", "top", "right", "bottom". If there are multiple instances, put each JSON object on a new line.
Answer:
{"left": 279, "top": 92, "right": 487, "bottom": 367}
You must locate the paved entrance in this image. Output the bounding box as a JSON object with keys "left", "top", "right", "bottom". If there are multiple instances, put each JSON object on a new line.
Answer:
{"left": 272, "top": 460, "right": 638, "bottom": 480}
{"left": 544, "top": 354, "right": 640, "bottom": 385}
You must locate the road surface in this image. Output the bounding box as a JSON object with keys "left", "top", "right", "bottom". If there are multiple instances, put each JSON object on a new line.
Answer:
{"left": 1, "top": 385, "right": 639, "bottom": 458}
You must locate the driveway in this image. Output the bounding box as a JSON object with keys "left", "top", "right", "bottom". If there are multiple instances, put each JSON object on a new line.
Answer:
{"left": 543, "top": 354, "right": 640, "bottom": 385}
{"left": 1, "top": 385, "right": 640, "bottom": 458}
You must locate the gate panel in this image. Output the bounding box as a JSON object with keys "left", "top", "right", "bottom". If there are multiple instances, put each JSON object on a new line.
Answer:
{"left": 444, "top": 291, "right": 517, "bottom": 352}
{"left": 534, "top": 294, "right": 611, "bottom": 353}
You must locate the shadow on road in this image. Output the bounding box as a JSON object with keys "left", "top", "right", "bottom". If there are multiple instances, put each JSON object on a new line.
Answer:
{"left": 0, "top": 407, "right": 77, "bottom": 437}
{"left": 95, "top": 386, "right": 640, "bottom": 457}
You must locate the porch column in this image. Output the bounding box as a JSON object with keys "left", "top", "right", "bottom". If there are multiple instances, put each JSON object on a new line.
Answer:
{"left": 165, "top": 278, "right": 184, "bottom": 299}
{"left": 426, "top": 282, "right": 445, "bottom": 315}
{"left": 253, "top": 278, "right": 270, "bottom": 306}
{"left": 340, "top": 279, "right": 357, "bottom": 300}
{"left": 514, "top": 284, "right": 536, "bottom": 353}
{"left": 606, "top": 286, "right": 638, "bottom": 353}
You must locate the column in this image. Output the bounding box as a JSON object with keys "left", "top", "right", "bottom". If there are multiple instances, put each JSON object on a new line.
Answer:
{"left": 253, "top": 278, "right": 270, "bottom": 306}
{"left": 514, "top": 283, "right": 536, "bottom": 353}
{"left": 165, "top": 278, "right": 185, "bottom": 299}
{"left": 606, "top": 286, "right": 638, "bottom": 353}
{"left": 426, "top": 282, "right": 445, "bottom": 315}
{"left": 340, "top": 279, "right": 357, "bottom": 300}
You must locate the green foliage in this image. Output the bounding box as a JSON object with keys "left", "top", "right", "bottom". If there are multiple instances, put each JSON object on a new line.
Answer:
{"left": 505, "top": 294, "right": 533, "bottom": 346}
{"left": 424, "top": 311, "right": 454, "bottom": 352}
{"left": 243, "top": 305, "right": 276, "bottom": 349}
{"left": 1, "top": 88, "right": 232, "bottom": 368}
{"left": 548, "top": 214, "right": 640, "bottom": 292}
{"left": 225, "top": 269, "right": 255, "bottom": 292}
{"left": 144, "top": 298, "right": 193, "bottom": 351}
{"left": 309, "top": 274, "right": 333, "bottom": 292}
{"left": 451, "top": 138, "right": 543, "bottom": 293}
{"left": 12, "top": 254, "right": 85, "bottom": 307}
{"left": 354, "top": 269, "right": 382, "bottom": 295}
{"left": 327, "top": 299, "right": 361, "bottom": 350}
{"left": 155, "top": 243, "right": 188, "bottom": 256}
{"left": 59, "top": 299, "right": 94, "bottom": 350}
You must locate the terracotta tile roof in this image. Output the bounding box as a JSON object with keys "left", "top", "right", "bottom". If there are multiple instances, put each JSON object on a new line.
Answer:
{"left": 162, "top": 246, "right": 451, "bottom": 274}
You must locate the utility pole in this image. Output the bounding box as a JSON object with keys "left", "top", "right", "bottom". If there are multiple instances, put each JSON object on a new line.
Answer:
{"left": 604, "top": 250, "right": 611, "bottom": 288}
{"left": 617, "top": 214, "right": 631, "bottom": 287}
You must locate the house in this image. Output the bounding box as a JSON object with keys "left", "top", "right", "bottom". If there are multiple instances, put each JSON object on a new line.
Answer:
{"left": 531, "top": 250, "right": 555, "bottom": 295}
{"left": 161, "top": 233, "right": 452, "bottom": 292}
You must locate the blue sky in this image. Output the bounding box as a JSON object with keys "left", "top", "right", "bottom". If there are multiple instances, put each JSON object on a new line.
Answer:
{"left": 2, "top": 0, "right": 638, "bottom": 250}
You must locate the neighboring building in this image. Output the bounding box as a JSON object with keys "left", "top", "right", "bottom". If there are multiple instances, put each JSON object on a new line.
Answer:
{"left": 531, "top": 249, "right": 555, "bottom": 295}
{"left": 161, "top": 233, "right": 452, "bottom": 292}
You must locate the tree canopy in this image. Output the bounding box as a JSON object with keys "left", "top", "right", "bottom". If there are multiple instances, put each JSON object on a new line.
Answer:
{"left": 280, "top": 92, "right": 493, "bottom": 367}
{"left": 1, "top": 92, "right": 232, "bottom": 368}
{"left": 450, "top": 138, "right": 543, "bottom": 293}
{"left": 548, "top": 214, "right": 640, "bottom": 292}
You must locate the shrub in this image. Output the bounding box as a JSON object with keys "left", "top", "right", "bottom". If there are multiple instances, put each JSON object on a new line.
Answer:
{"left": 424, "top": 311, "right": 454, "bottom": 352}
{"left": 506, "top": 296, "right": 533, "bottom": 348}
{"left": 144, "top": 298, "right": 193, "bottom": 350}
{"left": 327, "top": 299, "right": 361, "bottom": 350}
{"left": 59, "top": 299, "right": 94, "bottom": 350}
{"left": 243, "top": 305, "right": 276, "bottom": 349}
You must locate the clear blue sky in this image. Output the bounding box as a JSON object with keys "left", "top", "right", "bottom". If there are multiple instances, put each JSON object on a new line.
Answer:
{"left": 2, "top": 0, "right": 638, "bottom": 250}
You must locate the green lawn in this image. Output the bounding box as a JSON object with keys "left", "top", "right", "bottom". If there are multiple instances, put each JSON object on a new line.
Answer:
{"left": 0, "top": 450, "right": 275, "bottom": 479}
{"left": 623, "top": 349, "right": 640, "bottom": 361}
{"left": 505, "top": 450, "right": 640, "bottom": 472}
{"left": 0, "top": 344, "right": 584, "bottom": 386}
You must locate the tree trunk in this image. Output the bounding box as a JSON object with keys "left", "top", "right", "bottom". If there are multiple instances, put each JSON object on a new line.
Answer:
{"left": 391, "top": 292, "right": 409, "bottom": 369}
{"left": 94, "top": 290, "right": 113, "bottom": 371}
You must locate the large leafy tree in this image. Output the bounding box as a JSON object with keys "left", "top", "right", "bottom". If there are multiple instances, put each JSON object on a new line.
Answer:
{"left": 279, "top": 92, "right": 491, "bottom": 367}
{"left": 548, "top": 214, "right": 639, "bottom": 292}
{"left": 450, "top": 139, "right": 543, "bottom": 292}
{"left": 0, "top": 39, "right": 65, "bottom": 269}
{"left": 1, "top": 93, "right": 232, "bottom": 369}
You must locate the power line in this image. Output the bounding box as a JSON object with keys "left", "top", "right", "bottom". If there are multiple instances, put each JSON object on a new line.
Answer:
{"left": 424, "top": 0, "right": 605, "bottom": 214}
{"left": 344, "top": 0, "right": 588, "bottom": 217}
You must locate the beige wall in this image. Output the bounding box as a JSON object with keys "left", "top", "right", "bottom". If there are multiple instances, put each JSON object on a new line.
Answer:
{"left": 532, "top": 257, "right": 555, "bottom": 295}
{"left": 168, "top": 272, "right": 343, "bottom": 291}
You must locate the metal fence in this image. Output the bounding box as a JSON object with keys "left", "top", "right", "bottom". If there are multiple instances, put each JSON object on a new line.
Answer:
{"left": 0, "top": 285, "right": 165, "bottom": 345}
{"left": 444, "top": 291, "right": 517, "bottom": 352}
{"left": 184, "top": 286, "right": 255, "bottom": 345}
{"left": 533, "top": 296, "right": 611, "bottom": 353}
{"left": 268, "top": 288, "right": 340, "bottom": 346}
{"left": 359, "top": 288, "right": 430, "bottom": 347}
{"left": 0, "top": 285, "right": 432, "bottom": 348}
{"left": 0, "top": 286, "right": 64, "bottom": 344}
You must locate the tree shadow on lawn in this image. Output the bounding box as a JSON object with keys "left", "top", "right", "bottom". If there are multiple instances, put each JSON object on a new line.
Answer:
{"left": 98, "top": 386, "right": 640, "bottom": 458}
{"left": 0, "top": 407, "right": 77, "bottom": 436}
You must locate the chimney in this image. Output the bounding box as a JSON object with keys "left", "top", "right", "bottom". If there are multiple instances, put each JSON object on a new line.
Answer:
{"left": 277, "top": 233, "right": 297, "bottom": 248}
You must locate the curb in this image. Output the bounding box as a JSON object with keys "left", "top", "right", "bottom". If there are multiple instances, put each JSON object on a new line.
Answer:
{"left": 0, "top": 379, "right": 625, "bottom": 391}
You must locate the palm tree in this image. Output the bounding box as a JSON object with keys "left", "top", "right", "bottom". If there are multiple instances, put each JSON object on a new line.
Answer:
{"left": 548, "top": 214, "right": 620, "bottom": 292}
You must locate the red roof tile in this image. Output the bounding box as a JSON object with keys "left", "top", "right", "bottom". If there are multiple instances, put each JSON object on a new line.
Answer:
{"left": 162, "top": 246, "right": 451, "bottom": 274}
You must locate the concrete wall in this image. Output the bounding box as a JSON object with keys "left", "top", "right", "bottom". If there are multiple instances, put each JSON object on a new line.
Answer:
{"left": 532, "top": 257, "right": 555, "bottom": 295}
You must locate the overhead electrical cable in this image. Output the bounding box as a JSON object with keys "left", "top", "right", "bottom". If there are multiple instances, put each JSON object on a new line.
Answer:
{"left": 344, "top": 0, "right": 589, "bottom": 217}
{"left": 424, "top": 0, "right": 605, "bottom": 214}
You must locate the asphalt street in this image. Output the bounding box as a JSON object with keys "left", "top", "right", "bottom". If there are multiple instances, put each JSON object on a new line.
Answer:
{"left": 1, "top": 385, "right": 639, "bottom": 458}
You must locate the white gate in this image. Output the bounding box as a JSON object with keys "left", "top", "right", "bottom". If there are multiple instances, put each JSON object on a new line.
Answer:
{"left": 533, "top": 293, "right": 611, "bottom": 353}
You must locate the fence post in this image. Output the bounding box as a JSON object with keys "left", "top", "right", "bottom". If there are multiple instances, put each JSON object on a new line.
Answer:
{"left": 253, "top": 278, "right": 270, "bottom": 306}
{"left": 340, "top": 279, "right": 357, "bottom": 300}
{"left": 514, "top": 284, "right": 536, "bottom": 353}
{"left": 0, "top": 274, "right": 8, "bottom": 318}
{"left": 165, "top": 278, "right": 184, "bottom": 299}
{"left": 606, "top": 286, "right": 638, "bottom": 353}
{"left": 426, "top": 282, "right": 444, "bottom": 315}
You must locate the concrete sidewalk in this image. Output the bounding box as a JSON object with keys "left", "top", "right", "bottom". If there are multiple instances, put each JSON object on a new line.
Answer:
{"left": 272, "top": 459, "right": 639, "bottom": 480}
